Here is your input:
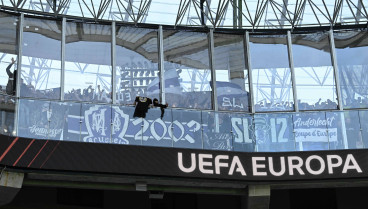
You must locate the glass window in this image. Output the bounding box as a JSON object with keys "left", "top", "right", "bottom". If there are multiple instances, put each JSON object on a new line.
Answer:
{"left": 163, "top": 30, "right": 211, "bottom": 109}
{"left": 202, "top": 111, "right": 233, "bottom": 151}
{"left": 250, "top": 34, "right": 294, "bottom": 112}
{"left": 214, "top": 33, "right": 249, "bottom": 112}
{"left": 334, "top": 30, "right": 368, "bottom": 108}
{"left": 0, "top": 12, "right": 18, "bottom": 96}
{"left": 116, "top": 26, "right": 159, "bottom": 105}
{"left": 65, "top": 22, "right": 111, "bottom": 103}
{"left": 255, "top": 113, "right": 295, "bottom": 152}
{"left": 292, "top": 32, "right": 337, "bottom": 110}
{"left": 21, "top": 17, "right": 61, "bottom": 99}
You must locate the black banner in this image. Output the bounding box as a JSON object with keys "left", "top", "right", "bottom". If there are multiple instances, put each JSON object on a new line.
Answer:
{"left": 0, "top": 135, "right": 367, "bottom": 181}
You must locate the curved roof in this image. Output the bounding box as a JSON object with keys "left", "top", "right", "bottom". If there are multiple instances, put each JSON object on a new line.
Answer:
{"left": 1, "top": 0, "right": 367, "bottom": 29}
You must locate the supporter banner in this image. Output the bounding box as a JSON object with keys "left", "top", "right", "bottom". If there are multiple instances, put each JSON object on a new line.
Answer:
{"left": 17, "top": 100, "right": 64, "bottom": 140}
{"left": 293, "top": 113, "right": 337, "bottom": 142}
{"left": 17, "top": 101, "right": 343, "bottom": 150}
{"left": 0, "top": 136, "right": 366, "bottom": 181}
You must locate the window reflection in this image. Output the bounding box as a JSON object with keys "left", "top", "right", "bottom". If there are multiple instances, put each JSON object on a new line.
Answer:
{"left": 115, "top": 26, "right": 159, "bottom": 105}
{"left": 163, "top": 30, "right": 211, "bottom": 109}
{"left": 250, "top": 34, "right": 294, "bottom": 112}
{"left": 326, "top": 111, "right": 347, "bottom": 150}
{"left": 65, "top": 22, "right": 112, "bottom": 103}
{"left": 359, "top": 110, "right": 368, "bottom": 148}
{"left": 202, "top": 111, "right": 233, "bottom": 151}
{"left": 292, "top": 32, "right": 338, "bottom": 110}
{"left": 0, "top": 12, "right": 18, "bottom": 96}
{"left": 341, "top": 111, "right": 362, "bottom": 149}
{"left": 21, "top": 17, "right": 61, "bottom": 99}
{"left": 214, "top": 33, "right": 249, "bottom": 112}
{"left": 334, "top": 30, "right": 368, "bottom": 109}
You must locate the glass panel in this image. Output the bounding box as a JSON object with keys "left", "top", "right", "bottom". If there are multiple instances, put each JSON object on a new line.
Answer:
{"left": 81, "top": 103, "right": 111, "bottom": 144}
{"left": 339, "top": 111, "right": 362, "bottom": 149}
{"left": 292, "top": 112, "right": 329, "bottom": 151}
{"left": 202, "top": 111, "right": 233, "bottom": 151}
{"left": 359, "top": 110, "right": 368, "bottom": 148}
{"left": 0, "top": 12, "right": 18, "bottom": 96}
{"left": 163, "top": 30, "right": 211, "bottom": 109}
{"left": 325, "top": 111, "right": 346, "bottom": 150}
{"left": 255, "top": 113, "right": 295, "bottom": 152}
{"left": 63, "top": 102, "right": 81, "bottom": 142}
{"left": 47, "top": 101, "right": 66, "bottom": 140}
{"left": 65, "top": 22, "right": 111, "bottom": 102}
{"left": 231, "top": 114, "right": 255, "bottom": 152}
{"left": 17, "top": 99, "right": 50, "bottom": 139}
{"left": 334, "top": 30, "right": 368, "bottom": 108}
{"left": 172, "top": 109, "right": 202, "bottom": 149}
{"left": 213, "top": 33, "right": 249, "bottom": 112}
{"left": 292, "top": 32, "right": 337, "bottom": 110}
{"left": 21, "top": 17, "right": 61, "bottom": 99}
{"left": 113, "top": 105, "right": 142, "bottom": 145}
{"left": 0, "top": 94, "right": 15, "bottom": 136}
{"left": 250, "top": 34, "right": 294, "bottom": 112}
{"left": 142, "top": 107, "right": 173, "bottom": 147}
{"left": 116, "top": 26, "right": 159, "bottom": 105}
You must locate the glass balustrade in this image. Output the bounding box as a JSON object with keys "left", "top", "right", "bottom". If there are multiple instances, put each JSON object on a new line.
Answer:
{"left": 13, "top": 97, "right": 368, "bottom": 152}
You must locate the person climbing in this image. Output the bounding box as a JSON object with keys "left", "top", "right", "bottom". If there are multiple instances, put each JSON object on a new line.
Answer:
{"left": 153, "top": 98, "right": 168, "bottom": 119}
{"left": 133, "top": 96, "right": 152, "bottom": 118}
{"left": 5, "top": 57, "right": 17, "bottom": 96}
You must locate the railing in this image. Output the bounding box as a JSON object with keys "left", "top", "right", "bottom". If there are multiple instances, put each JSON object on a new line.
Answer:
{"left": 0, "top": 97, "right": 364, "bottom": 153}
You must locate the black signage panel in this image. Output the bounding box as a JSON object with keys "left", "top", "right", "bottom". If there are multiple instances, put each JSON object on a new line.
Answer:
{"left": 0, "top": 135, "right": 367, "bottom": 181}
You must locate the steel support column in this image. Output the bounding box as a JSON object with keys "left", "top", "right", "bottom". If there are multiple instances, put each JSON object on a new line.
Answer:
{"left": 158, "top": 25, "right": 165, "bottom": 103}
{"left": 244, "top": 31, "right": 255, "bottom": 113}
{"left": 209, "top": 28, "right": 217, "bottom": 111}
{"left": 112, "top": 21, "right": 116, "bottom": 104}
{"left": 287, "top": 31, "right": 299, "bottom": 112}
{"left": 14, "top": 13, "right": 24, "bottom": 136}
{"left": 329, "top": 29, "right": 343, "bottom": 110}
{"left": 60, "top": 18, "right": 66, "bottom": 101}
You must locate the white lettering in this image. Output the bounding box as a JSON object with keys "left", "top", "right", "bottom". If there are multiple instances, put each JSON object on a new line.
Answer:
{"left": 252, "top": 157, "right": 267, "bottom": 176}
{"left": 229, "top": 156, "right": 246, "bottom": 176}
{"left": 288, "top": 156, "right": 305, "bottom": 175}
{"left": 269, "top": 157, "right": 286, "bottom": 176}
{"left": 215, "top": 155, "right": 229, "bottom": 174}
{"left": 178, "top": 152, "right": 196, "bottom": 173}
{"left": 342, "top": 154, "right": 362, "bottom": 173}
{"left": 305, "top": 155, "right": 325, "bottom": 175}
{"left": 231, "top": 118, "right": 243, "bottom": 143}
{"left": 327, "top": 155, "right": 342, "bottom": 174}
{"left": 199, "top": 154, "right": 213, "bottom": 174}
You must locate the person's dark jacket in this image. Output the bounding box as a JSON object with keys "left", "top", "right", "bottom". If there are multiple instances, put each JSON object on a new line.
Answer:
{"left": 5, "top": 62, "right": 17, "bottom": 95}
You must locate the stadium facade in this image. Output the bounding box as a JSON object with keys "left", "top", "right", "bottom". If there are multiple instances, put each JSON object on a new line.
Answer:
{"left": 0, "top": 0, "right": 367, "bottom": 208}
